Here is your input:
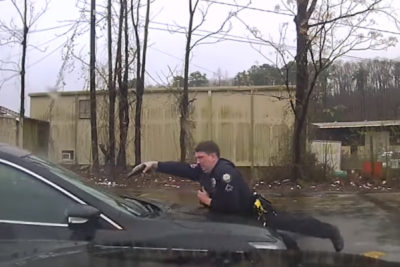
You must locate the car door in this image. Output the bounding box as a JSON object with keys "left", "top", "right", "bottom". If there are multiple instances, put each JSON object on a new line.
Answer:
{"left": 0, "top": 161, "right": 95, "bottom": 241}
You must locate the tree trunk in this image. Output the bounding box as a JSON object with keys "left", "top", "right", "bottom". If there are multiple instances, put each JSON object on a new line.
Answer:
{"left": 132, "top": 0, "right": 150, "bottom": 165}
{"left": 107, "top": 0, "right": 116, "bottom": 175}
{"left": 90, "top": 0, "right": 99, "bottom": 170}
{"left": 17, "top": 0, "right": 28, "bottom": 147}
{"left": 20, "top": 0, "right": 27, "bottom": 120}
{"left": 293, "top": 0, "right": 310, "bottom": 181}
{"left": 121, "top": 0, "right": 130, "bottom": 168}
{"left": 116, "top": 0, "right": 127, "bottom": 169}
{"left": 133, "top": 0, "right": 142, "bottom": 165}
{"left": 180, "top": 1, "right": 195, "bottom": 162}
{"left": 134, "top": 88, "right": 143, "bottom": 165}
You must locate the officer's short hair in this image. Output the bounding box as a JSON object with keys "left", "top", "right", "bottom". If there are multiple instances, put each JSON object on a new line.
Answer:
{"left": 195, "top": 141, "right": 220, "bottom": 157}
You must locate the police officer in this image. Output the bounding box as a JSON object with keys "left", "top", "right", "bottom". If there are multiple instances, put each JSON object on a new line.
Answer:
{"left": 129, "top": 140, "right": 344, "bottom": 252}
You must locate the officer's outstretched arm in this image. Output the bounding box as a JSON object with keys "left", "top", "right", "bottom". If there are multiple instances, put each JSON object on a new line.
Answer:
{"left": 157, "top": 161, "right": 201, "bottom": 181}
{"left": 128, "top": 161, "right": 201, "bottom": 181}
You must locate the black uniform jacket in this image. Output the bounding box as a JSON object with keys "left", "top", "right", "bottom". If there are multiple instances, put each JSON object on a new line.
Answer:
{"left": 157, "top": 158, "right": 254, "bottom": 215}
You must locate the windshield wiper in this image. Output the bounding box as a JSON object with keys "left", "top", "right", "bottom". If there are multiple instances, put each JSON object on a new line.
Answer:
{"left": 118, "top": 202, "right": 141, "bottom": 216}
{"left": 121, "top": 195, "right": 159, "bottom": 216}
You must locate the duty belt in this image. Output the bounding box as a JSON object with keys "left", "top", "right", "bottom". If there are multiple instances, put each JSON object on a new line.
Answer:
{"left": 253, "top": 193, "right": 277, "bottom": 227}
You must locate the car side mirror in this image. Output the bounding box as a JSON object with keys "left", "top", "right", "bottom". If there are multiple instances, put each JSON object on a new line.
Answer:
{"left": 66, "top": 204, "right": 100, "bottom": 227}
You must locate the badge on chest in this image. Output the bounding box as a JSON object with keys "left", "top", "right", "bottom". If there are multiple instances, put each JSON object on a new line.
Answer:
{"left": 211, "top": 177, "right": 216, "bottom": 188}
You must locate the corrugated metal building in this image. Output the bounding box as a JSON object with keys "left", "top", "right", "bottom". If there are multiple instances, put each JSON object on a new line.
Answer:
{"left": 30, "top": 86, "right": 294, "bottom": 166}
{"left": 0, "top": 106, "right": 19, "bottom": 146}
{"left": 0, "top": 106, "right": 49, "bottom": 156}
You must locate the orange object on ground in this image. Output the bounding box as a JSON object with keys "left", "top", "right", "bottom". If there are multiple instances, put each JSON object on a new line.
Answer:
{"left": 363, "top": 161, "right": 383, "bottom": 178}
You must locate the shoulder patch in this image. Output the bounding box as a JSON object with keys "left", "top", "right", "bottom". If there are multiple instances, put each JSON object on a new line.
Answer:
{"left": 222, "top": 173, "right": 231, "bottom": 183}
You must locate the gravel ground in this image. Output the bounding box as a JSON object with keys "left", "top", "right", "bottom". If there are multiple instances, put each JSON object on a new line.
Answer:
{"left": 67, "top": 165, "right": 400, "bottom": 195}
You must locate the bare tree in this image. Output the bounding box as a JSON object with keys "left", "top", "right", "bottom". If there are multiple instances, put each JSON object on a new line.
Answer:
{"left": 19, "top": 0, "right": 28, "bottom": 119}
{"left": 312, "top": 59, "right": 400, "bottom": 122}
{"left": 116, "top": 0, "right": 130, "bottom": 169}
{"left": 89, "top": 0, "right": 99, "bottom": 170}
{"left": 62, "top": 0, "right": 117, "bottom": 170}
{"left": 238, "top": 0, "right": 397, "bottom": 181}
{"left": 179, "top": 0, "right": 245, "bottom": 162}
{"left": 0, "top": 0, "right": 49, "bottom": 145}
{"left": 328, "top": 61, "right": 356, "bottom": 95}
{"left": 115, "top": 0, "right": 126, "bottom": 169}
{"left": 180, "top": 0, "right": 199, "bottom": 162}
{"left": 106, "top": 0, "right": 116, "bottom": 174}
{"left": 291, "top": 0, "right": 397, "bottom": 180}
{"left": 131, "top": 0, "right": 151, "bottom": 165}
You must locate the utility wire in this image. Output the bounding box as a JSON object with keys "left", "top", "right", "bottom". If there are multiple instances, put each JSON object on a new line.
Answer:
{"left": 0, "top": 39, "right": 65, "bottom": 75}
{"left": 1, "top": 1, "right": 393, "bottom": 85}
{"left": 0, "top": 22, "right": 77, "bottom": 34}
{"left": 207, "top": 0, "right": 400, "bottom": 36}
{"left": 2, "top": 33, "right": 67, "bottom": 60}
{"left": 149, "top": 23, "right": 368, "bottom": 61}
{"left": 29, "top": 22, "right": 77, "bottom": 33}
{"left": 150, "top": 46, "right": 217, "bottom": 74}
{"left": 27, "top": 42, "right": 65, "bottom": 69}
{"left": 206, "top": 0, "right": 293, "bottom": 16}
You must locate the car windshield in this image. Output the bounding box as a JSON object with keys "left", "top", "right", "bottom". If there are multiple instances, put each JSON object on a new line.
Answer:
{"left": 25, "top": 155, "right": 150, "bottom": 217}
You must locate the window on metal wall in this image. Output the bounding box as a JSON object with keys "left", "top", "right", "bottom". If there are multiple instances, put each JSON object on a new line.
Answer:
{"left": 79, "top": 99, "right": 90, "bottom": 119}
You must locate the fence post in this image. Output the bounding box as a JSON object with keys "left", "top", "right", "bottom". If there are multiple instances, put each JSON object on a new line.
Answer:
{"left": 75, "top": 95, "right": 79, "bottom": 165}
{"left": 208, "top": 90, "right": 213, "bottom": 139}
{"left": 250, "top": 88, "right": 255, "bottom": 179}
{"left": 370, "top": 135, "right": 374, "bottom": 176}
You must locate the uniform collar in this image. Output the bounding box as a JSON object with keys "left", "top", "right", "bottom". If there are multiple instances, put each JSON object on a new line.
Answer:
{"left": 209, "top": 158, "right": 221, "bottom": 175}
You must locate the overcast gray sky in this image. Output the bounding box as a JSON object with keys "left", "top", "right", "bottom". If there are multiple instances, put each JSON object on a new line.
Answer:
{"left": 1, "top": 0, "right": 400, "bottom": 114}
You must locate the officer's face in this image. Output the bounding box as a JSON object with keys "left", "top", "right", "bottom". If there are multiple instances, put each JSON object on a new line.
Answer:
{"left": 195, "top": 151, "right": 218, "bottom": 173}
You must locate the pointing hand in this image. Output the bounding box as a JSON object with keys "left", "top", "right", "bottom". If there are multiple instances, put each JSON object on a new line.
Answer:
{"left": 127, "top": 161, "right": 158, "bottom": 177}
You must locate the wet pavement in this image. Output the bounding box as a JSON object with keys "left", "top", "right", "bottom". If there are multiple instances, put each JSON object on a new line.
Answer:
{"left": 105, "top": 186, "right": 400, "bottom": 263}
{"left": 265, "top": 192, "right": 400, "bottom": 263}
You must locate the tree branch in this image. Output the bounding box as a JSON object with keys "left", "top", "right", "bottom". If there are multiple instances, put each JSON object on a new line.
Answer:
{"left": 306, "top": 0, "right": 318, "bottom": 20}
{"left": 309, "top": 0, "right": 382, "bottom": 28}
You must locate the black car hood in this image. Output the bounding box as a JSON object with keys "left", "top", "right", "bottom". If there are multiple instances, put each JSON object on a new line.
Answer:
{"left": 130, "top": 195, "right": 253, "bottom": 223}
{"left": 110, "top": 196, "right": 285, "bottom": 252}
